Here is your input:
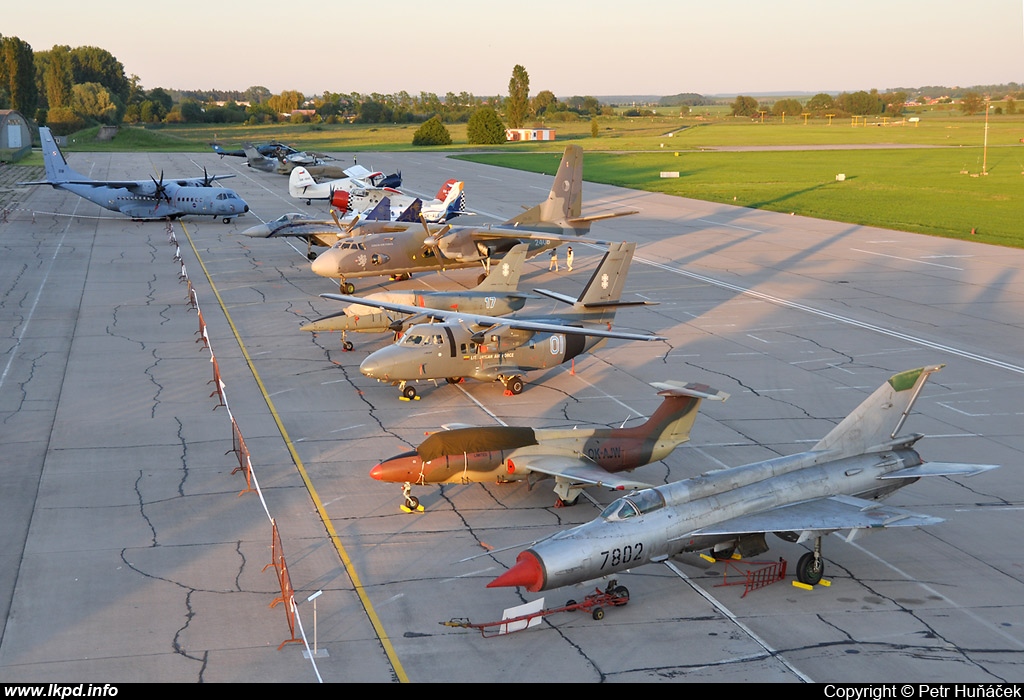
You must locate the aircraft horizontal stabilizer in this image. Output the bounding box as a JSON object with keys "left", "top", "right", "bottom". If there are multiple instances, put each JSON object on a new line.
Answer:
{"left": 506, "top": 447, "right": 653, "bottom": 491}
{"left": 567, "top": 209, "right": 639, "bottom": 225}
{"left": 679, "top": 493, "right": 943, "bottom": 541}
{"left": 649, "top": 380, "right": 730, "bottom": 403}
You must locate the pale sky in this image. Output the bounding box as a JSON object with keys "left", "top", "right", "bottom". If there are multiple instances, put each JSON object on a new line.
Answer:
{"left": 6, "top": 0, "right": 1023, "bottom": 98}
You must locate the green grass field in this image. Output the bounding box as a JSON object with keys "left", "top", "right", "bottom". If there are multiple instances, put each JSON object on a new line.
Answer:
{"left": 15, "top": 112, "right": 1024, "bottom": 249}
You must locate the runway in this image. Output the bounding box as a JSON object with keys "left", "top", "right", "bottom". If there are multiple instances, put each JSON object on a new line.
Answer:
{"left": 1, "top": 147, "right": 1021, "bottom": 683}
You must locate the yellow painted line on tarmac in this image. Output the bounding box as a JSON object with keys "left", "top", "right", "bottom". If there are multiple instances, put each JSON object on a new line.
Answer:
{"left": 180, "top": 222, "right": 409, "bottom": 683}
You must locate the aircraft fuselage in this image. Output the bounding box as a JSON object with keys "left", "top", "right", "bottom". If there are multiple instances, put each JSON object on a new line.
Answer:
{"left": 496, "top": 447, "right": 924, "bottom": 592}
{"left": 58, "top": 182, "right": 248, "bottom": 221}
{"left": 358, "top": 321, "right": 601, "bottom": 386}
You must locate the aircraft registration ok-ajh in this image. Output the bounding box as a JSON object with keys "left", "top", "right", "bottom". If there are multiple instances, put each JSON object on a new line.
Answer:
{"left": 309, "top": 144, "right": 636, "bottom": 293}
{"left": 486, "top": 365, "right": 999, "bottom": 592}
{"left": 371, "top": 380, "right": 728, "bottom": 511}
{"left": 301, "top": 243, "right": 535, "bottom": 350}
{"left": 23, "top": 127, "right": 249, "bottom": 223}
{"left": 322, "top": 240, "right": 665, "bottom": 399}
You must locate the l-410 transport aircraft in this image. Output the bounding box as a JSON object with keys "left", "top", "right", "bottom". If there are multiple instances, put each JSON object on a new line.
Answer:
{"left": 21, "top": 127, "right": 249, "bottom": 223}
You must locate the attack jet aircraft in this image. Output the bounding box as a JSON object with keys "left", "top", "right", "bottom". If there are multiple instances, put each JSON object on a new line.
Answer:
{"left": 23, "top": 128, "right": 249, "bottom": 223}
{"left": 310, "top": 145, "right": 636, "bottom": 293}
{"left": 302, "top": 243, "right": 535, "bottom": 350}
{"left": 372, "top": 380, "right": 728, "bottom": 510}
{"left": 322, "top": 241, "right": 665, "bottom": 399}
{"left": 487, "top": 365, "right": 999, "bottom": 592}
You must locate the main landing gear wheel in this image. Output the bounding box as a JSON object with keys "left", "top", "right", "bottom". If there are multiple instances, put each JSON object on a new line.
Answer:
{"left": 796, "top": 551, "right": 824, "bottom": 585}
{"left": 445, "top": 377, "right": 463, "bottom": 385}
{"left": 342, "top": 340, "right": 354, "bottom": 352}
{"left": 402, "top": 385, "right": 417, "bottom": 400}
{"left": 554, "top": 495, "right": 580, "bottom": 508}
{"left": 504, "top": 376, "right": 524, "bottom": 395}
{"left": 341, "top": 281, "right": 355, "bottom": 294}
{"left": 709, "top": 546, "right": 735, "bottom": 561}
{"left": 222, "top": 217, "right": 232, "bottom": 224}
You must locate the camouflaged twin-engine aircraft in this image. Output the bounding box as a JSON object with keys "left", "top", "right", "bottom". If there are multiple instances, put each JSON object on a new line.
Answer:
{"left": 322, "top": 241, "right": 665, "bottom": 399}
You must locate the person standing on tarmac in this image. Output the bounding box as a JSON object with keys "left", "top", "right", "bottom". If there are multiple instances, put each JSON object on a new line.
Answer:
{"left": 549, "top": 248, "right": 559, "bottom": 271}
{"left": 566, "top": 246, "right": 574, "bottom": 272}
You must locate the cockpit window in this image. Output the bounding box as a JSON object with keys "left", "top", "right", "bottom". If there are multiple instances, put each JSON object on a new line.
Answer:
{"left": 600, "top": 488, "right": 665, "bottom": 521}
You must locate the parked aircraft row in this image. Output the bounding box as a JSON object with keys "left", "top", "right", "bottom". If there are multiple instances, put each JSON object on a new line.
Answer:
{"left": 28, "top": 133, "right": 1000, "bottom": 608}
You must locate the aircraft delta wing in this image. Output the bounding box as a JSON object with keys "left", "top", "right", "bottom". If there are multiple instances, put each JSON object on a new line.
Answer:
{"left": 486, "top": 364, "right": 1000, "bottom": 593}
{"left": 370, "top": 380, "right": 728, "bottom": 511}
{"left": 322, "top": 241, "right": 666, "bottom": 399}
{"left": 309, "top": 144, "right": 636, "bottom": 292}
{"left": 302, "top": 243, "right": 536, "bottom": 349}
{"left": 21, "top": 127, "right": 249, "bottom": 223}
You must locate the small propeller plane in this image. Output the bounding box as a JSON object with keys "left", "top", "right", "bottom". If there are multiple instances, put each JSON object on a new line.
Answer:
{"left": 301, "top": 243, "right": 536, "bottom": 349}
{"left": 23, "top": 127, "right": 249, "bottom": 223}
{"left": 309, "top": 145, "right": 636, "bottom": 293}
{"left": 322, "top": 241, "right": 665, "bottom": 399}
{"left": 372, "top": 380, "right": 728, "bottom": 511}
{"left": 288, "top": 164, "right": 459, "bottom": 222}
{"left": 486, "top": 365, "right": 1000, "bottom": 592}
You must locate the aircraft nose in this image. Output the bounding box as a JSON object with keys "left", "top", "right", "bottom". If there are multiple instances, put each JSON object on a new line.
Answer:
{"left": 487, "top": 551, "right": 544, "bottom": 592}
{"left": 310, "top": 251, "right": 339, "bottom": 277}
{"left": 359, "top": 354, "right": 381, "bottom": 378}
{"left": 242, "top": 222, "right": 272, "bottom": 237}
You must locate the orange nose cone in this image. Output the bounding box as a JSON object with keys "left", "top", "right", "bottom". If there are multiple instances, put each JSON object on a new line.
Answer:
{"left": 369, "top": 463, "right": 385, "bottom": 480}
{"left": 487, "top": 551, "right": 544, "bottom": 592}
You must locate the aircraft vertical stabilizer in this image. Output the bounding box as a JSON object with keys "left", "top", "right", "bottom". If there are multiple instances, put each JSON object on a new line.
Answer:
{"left": 575, "top": 241, "right": 635, "bottom": 307}
{"left": 473, "top": 243, "right": 529, "bottom": 292}
{"left": 812, "top": 364, "right": 945, "bottom": 458}
{"left": 38, "top": 127, "right": 82, "bottom": 183}
{"left": 504, "top": 145, "right": 583, "bottom": 230}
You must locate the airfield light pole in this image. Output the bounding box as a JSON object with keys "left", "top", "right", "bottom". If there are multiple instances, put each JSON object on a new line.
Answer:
{"left": 982, "top": 97, "right": 991, "bottom": 176}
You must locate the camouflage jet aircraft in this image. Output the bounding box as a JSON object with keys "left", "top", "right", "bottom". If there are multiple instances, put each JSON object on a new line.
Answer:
{"left": 486, "top": 365, "right": 999, "bottom": 592}
{"left": 371, "top": 380, "right": 728, "bottom": 511}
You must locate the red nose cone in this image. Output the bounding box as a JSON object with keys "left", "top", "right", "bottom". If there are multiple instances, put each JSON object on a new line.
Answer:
{"left": 369, "top": 463, "right": 385, "bottom": 480}
{"left": 487, "top": 551, "right": 544, "bottom": 592}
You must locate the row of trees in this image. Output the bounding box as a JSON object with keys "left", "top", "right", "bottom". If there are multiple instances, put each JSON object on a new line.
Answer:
{"left": 730, "top": 87, "right": 1024, "bottom": 119}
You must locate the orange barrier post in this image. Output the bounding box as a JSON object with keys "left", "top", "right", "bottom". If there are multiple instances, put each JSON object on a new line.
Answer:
{"left": 227, "top": 417, "right": 255, "bottom": 495}
{"left": 264, "top": 519, "right": 301, "bottom": 649}
{"left": 208, "top": 354, "right": 226, "bottom": 409}
{"left": 195, "top": 308, "right": 208, "bottom": 349}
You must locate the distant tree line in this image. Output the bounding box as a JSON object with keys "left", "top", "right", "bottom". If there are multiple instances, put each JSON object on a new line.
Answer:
{"left": 4, "top": 33, "right": 1022, "bottom": 139}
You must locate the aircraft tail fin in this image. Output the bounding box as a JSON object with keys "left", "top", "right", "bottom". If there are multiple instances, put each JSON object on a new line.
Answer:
{"left": 37, "top": 127, "right": 82, "bottom": 183}
{"left": 474, "top": 243, "right": 529, "bottom": 292}
{"left": 363, "top": 196, "right": 392, "bottom": 221}
{"left": 616, "top": 381, "right": 729, "bottom": 448}
{"left": 503, "top": 145, "right": 583, "bottom": 231}
{"left": 812, "top": 365, "right": 946, "bottom": 458}
{"left": 395, "top": 199, "right": 422, "bottom": 222}
{"left": 532, "top": 241, "right": 646, "bottom": 324}
{"left": 289, "top": 166, "right": 317, "bottom": 197}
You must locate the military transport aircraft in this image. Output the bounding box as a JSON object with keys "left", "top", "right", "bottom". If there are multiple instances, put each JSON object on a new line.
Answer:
{"left": 23, "top": 127, "right": 249, "bottom": 223}
{"left": 309, "top": 144, "right": 636, "bottom": 293}
{"left": 486, "top": 365, "right": 999, "bottom": 592}
{"left": 289, "top": 164, "right": 465, "bottom": 224}
{"left": 372, "top": 379, "right": 728, "bottom": 510}
{"left": 322, "top": 241, "right": 665, "bottom": 399}
{"left": 302, "top": 243, "right": 535, "bottom": 349}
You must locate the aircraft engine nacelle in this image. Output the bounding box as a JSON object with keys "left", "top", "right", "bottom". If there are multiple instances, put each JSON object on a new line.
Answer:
{"left": 330, "top": 190, "right": 351, "bottom": 211}
{"left": 470, "top": 325, "right": 534, "bottom": 353}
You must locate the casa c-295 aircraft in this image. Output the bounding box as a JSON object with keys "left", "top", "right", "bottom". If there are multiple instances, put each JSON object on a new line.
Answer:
{"left": 22, "top": 127, "right": 249, "bottom": 223}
